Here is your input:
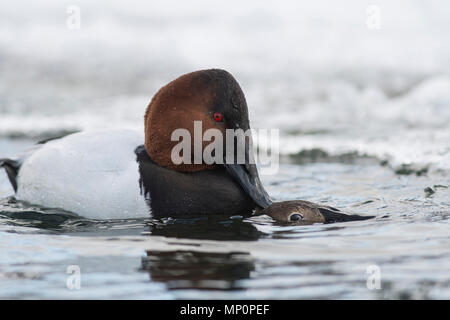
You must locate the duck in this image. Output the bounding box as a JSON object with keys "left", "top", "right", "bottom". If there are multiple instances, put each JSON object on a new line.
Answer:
{"left": 0, "top": 69, "right": 372, "bottom": 223}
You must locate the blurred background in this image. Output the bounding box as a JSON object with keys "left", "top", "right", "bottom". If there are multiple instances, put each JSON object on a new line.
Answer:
{"left": 0, "top": 0, "right": 449, "bottom": 174}
{"left": 0, "top": 0, "right": 450, "bottom": 300}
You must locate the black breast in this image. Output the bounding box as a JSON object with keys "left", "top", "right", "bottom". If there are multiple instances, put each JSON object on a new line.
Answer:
{"left": 135, "top": 145, "right": 256, "bottom": 217}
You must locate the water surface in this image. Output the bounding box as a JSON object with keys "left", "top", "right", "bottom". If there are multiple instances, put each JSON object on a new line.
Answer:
{"left": 0, "top": 0, "right": 449, "bottom": 299}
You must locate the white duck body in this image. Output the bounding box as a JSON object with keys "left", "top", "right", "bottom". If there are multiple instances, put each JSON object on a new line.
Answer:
{"left": 16, "top": 129, "right": 150, "bottom": 219}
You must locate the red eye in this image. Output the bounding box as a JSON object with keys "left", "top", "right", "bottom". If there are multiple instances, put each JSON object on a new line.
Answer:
{"left": 213, "top": 112, "right": 223, "bottom": 122}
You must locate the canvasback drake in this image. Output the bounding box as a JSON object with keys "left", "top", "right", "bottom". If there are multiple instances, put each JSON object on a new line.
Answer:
{"left": 1, "top": 69, "right": 271, "bottom": 219}
{"left": 0, "top": 69, "right": 372, "bottom": 223}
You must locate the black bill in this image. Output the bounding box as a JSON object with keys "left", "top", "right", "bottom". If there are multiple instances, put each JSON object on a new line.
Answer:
{"left": 223, "top": 160, "right": 272, "bottom": 209}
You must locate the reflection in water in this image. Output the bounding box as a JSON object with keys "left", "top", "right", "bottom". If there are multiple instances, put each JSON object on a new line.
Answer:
{"left": 141, "top": 250, "right": 254, "bottom": 291}
{"left": 148, "top": 216, "right": 264, "bottom": 241}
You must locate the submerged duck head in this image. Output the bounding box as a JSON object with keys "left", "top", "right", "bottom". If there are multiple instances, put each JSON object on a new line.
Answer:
{"left": 144, "top": 69, "right": 272, "bottom": 209}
